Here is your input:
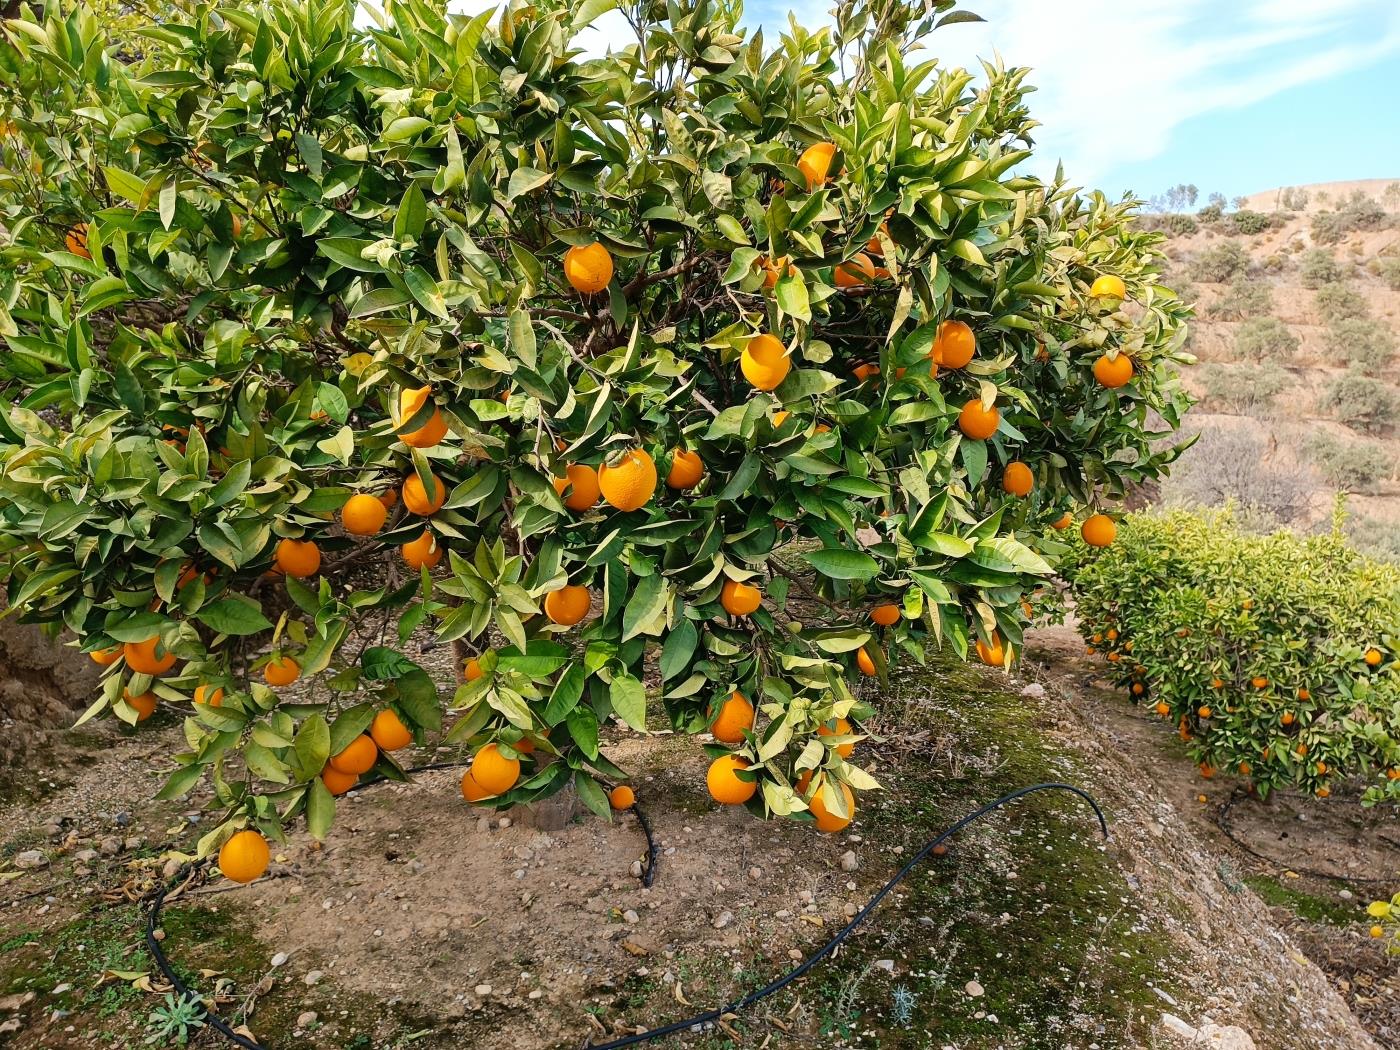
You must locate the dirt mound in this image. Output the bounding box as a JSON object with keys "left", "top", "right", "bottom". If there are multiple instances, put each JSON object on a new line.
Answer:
{"left": 0, "top": 618, "right": 99, "bottom": 793}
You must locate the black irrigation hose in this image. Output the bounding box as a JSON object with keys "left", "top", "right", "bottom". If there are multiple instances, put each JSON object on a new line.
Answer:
{"left": 629, "top": 802, "right": 660, "bottom": 889}
{"left": 142, "top": 782, "right": 1105, "bottom": 1050}
{"left": 1214, "top": 787, "right": 1393, "bottom": 887}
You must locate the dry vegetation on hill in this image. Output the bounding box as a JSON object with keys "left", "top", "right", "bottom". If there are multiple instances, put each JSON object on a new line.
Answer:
{"left": 1144, "top": 180, "right": 1400, "bottom": 559}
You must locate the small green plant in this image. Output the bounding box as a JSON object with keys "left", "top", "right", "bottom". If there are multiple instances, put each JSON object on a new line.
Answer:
{"left": 890, "top": 984, "right": 917, "bottom": 1026}
{"left": 1323, "top": 370, "right": 1400, "bottom": 433}
{"left": 1368, "top": 895, "right": 1400, "bottom": 954}
{"left": 144, "top": 993, "right": 206, "bottom": 1046}
{"left": 1313, "top": 282, "right": 1368, "bottom": 324}
{"left": 1298, "top": 248, "right": 1344, "bottom": 289}
{"left": 1189, "top": 240, "right": 1250, "bottom": 283}
{"left": 1327, "top": 317, "right": 1396, "bottom": 374}
{"left": 1232, "top": 317, "right": 1296, "bottom": 362}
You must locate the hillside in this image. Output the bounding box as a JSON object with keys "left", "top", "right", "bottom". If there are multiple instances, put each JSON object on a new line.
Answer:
{"left": 1147, "top": 179, "right": 1400, "bottom": 558}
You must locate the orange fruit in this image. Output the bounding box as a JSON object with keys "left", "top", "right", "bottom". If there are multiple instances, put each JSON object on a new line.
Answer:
{"left": 598, "top": 448, "right": 657, "bottom": 511}
{"left": 218, "top": 829, "right": 270, "bottom": 884}
{"left": 125, "top": 691, "right": 157, "bottom": 721}
{"left": 341, "top": 493, "right": 388, "bottom": 536}
{"left": 276, "top": 538, "right": 321, "bottom": 578}
{"left": 397, "top": 386, "right": 449, "bottom": 449}
{"left": 975, "top": 633, "right": 1005, "bottom": 667}
{"left": 1251, "top": 676, "right": 1269, "bottom": 690}
{"left": 834, "top": 253, "right": 876, "bottom": 288}
{"left": 194, "top": 684, "right": 224, "bottom": 707}
{"left": 706, "top": 754, "right": 756, "bottom": 805}
{"left": 1130, "top": 682, "right": 1145, "bottom": 696}
{"left": 666, "top": 449, "right": 705, "bottom": 491}
{"left": 264, "top": 655, "right": 301, "bottom": 687}
{"left": 1155, "top": 701, "right": 1170, "bottom": 716}
{"left": 370, "top": 709, "right": 413, "bottom": 751}
{"left": 1210, "top": 677, "right": 1225, "bottom": 689}
{"left": 772, "top": 410, "right": 791, "bottom": 428}
{"left": 1364, "top": 648, "right": 1384, "bottom": 667}
{"left": 1316, "top": 786, "right": 1330, "bottom": 798}
{"left": 609, "top": 785, "right": 636, "bottom": 810}
{"left": 933, "top": 320, "right": 976, "bottom": 369}
{"left": 856, "top": 648, "right": 877, "bottom": 676}
{"left": 401, "top": 530, "right": 443, "bottom": 570}
{"left": 124, "top": 637, "right": 178, "bottom": 676}
{"left": 460, "top": 769, "right": 490, "bottom": 801}
{"left": 1080, "top": 514, "right": 1116, "bottom": 547}
{"left": 796, "top": 141, "right": 836, "bottom": 190}
{"left": 553, "top": 463, "right": 601, "bottom": 511}
{"left": 866, "top": 221, "right": 890, "bottom": 256}
{"left": 1199, "top": 762, "right": 1215, "bottom": 779}
{"left": 379, "top": 488, "right": 399, "bottom": 510}
{"left": 760, "top": 255, "right": 796, "bottom": 289}
{"left": 1238, "top": 761, "right": 1252, "bottom": 776}
{"left": 231, "top": 213, "right": 243, "bottom": 238}
{"left": 471, "top": 743, "right": 521, "bottom": 795}
{"left": 958, "top": 399, "right": 1000, "bottom": 440}
{"left": 90, "top": 646, "right": 122, "bottom": 667}
{"left": 1001, "top": 461, "right": 1033, "bottom": 497}
{"left": 563, "top": 242, "right": 614, "bottom": 294}
{"left": 711, "top": 690, "right": 755, "bottom": 744}
{"left": 720, "top": 579, "right": 762, "bottom": 616}
{"left": 1198, "top": 706, "right": 1212, "bottom": 719}
{"left": 1297, "top": 687, "right": 1311, "bottom": 701}
{"left": 870, "top": 604, "right": 900, "bottom": 626}
{"left": 1090, "top": 274, "right": 1126, "bottom": 299}
{"left": 851, "top": 362, "right": 881, "bottom": 382}
{"left": 1051, "top": 512, "right": 1073, "bottom": 530}
{"left": 402, "top": 472, "right": 446, "bottom": 515}
{"left": 329, "top": 734, "right": 378, "bottom": 775}
{"left": 818, "top": 717, "right": 854, "bottom": 758}
{"left": 65, "top": 223, "right": 91, "bottom": 259}
{"left": 544, "top": 584, "right": 592, "bottom": 626}
{"left": 740, "top": 333, "right": 791, "bottom": 391}
{"left": 1093, "top": 353, "right": 1134, "bottom": 389}
{"left": 809, "top": 780, "right": 855, "bottom": 833}
{"left": 464, "top": 657, "right": 484, "bottom": 682}
{"left": 322, "top": 766, "right": 358, "bottom": 796}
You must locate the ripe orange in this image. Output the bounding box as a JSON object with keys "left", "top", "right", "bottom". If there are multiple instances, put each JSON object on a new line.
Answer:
{"left": 563, "top": 242, "right": 613, "bottom": 295}
{"left": 341, "top": 493, "right": 388, "bottom": 536}
{"left": 1297, "top": 687, "right": 1311, "bottom": 701}
{"left": 276, "top": 538, "right": 321, "bottom": 578}
{"left": 711, "top": 691, "right": 755, "bottom": 744}
{"left": 1198, "top": 706, "right": 1212, "bottom": 719}
{"left": 609, "top": 785, "right": 635, "bottom": 810}
{"left": 598, "top": 449, "right": 658, "bottom": 511}
{"left": 65, "top": 223, "right": 90, "bottom": 259}
{"left": 264, "top": 655, "right": 301, "bottom": 686}
{"left": 797, "top": 141, "right": 836, "bottom": 190}
{"left": 933, "top": 320, "right": 976, "bottom": 369}
{"left": 218, "top": 829, "right": 270, "bottom": 884}
{"left": 402, "top": 530, "right": 443, "bottom": 569}
{"left": 834, "top": 253, "right": 876, "bottom": 288}
{"left": 194, "top": 684, "right": 224, "bottom": 707}
{"left": 1093, "top": 353, "right": 1134, "bottom": 389}
{"left": 1316, "top": 786, "right": 1330, "bottom": 798}
{"left": 1238, "top": 761, "right": 1252, "bottom": 776}
{"left": 740, "top": 333, "right": 791, "bottom": 391}
{"left": 460, "top": 769, "right": 490, "bottom": 801}
{"left": 851, "top": 362, "right": 881, "bottom": 383}
{"left": 1081, "top": 514, "right": 1116, "bottom": 547}
{"left": 856, "top": 648, "right": 877, "bottom": 676}
{"left": 1251, "top": 676, "right": 1268, "bottom": 690}
{"left": 379, "top": 488, "right": 399, "bottom": 510}
{"left": 471, "top": 743, "right": 521, "bottom": 795}
{"left": 1155, "top": 701, "right": 1170, "bottom": 716}
{"left": 1199, "top": 762, "right": 1215, "bottom": 779}
{"left": 370, "top": 709, "right": 413, "bottom": 751}
{"left": 330, "top": 734, "right": 378, "bottom": 775}
{"left": 866, "top": 221, "right": 890, "bottom": 255}
{"left": 544, "top": 584, "right": 592, "bottom": 626}
{"left": 1001, "top": 461, "right": 1033, "bottom": 497}
{"left": 720, "top": 579, "right": 762, "bottom": 616}
{"left": 870, "top": 604, "right": 900, "bottom": 626}
{"left": 1280, "top": 711, "right": 1295, "bottom": 727}
{"left": 975, "top": 633, "right": 1006, "bottom": 667}
{"left": 809, "top": 780, "right": 855, "bottom": 833}
{"left": 464, "top": 657, "right": 484, "bottom": 682}
{"left": 322, "top": 766, "right": 358, "bottom": 796}
{"left": 1090, "top": 274, "right": 1126, "bottom": 299}
{"left": 125, "top": 691, "right": 157, "bottom": 721}
{"left": 818, "top": 717, "right": 854, "bottom": 758}
{"left": 231, "top": 213, "right": 244, "bottom": 238}
{"left": 90, "top": 646, "right": 122, "bottom": 667}
{"left": 397, "top": 386, "right": 448, "bottom": 449}
{"left": 958, "top": 399, "right": 1000, "bottom": 440}
{"left": 666, "top": 449, "right": 705, "bottom": 490}
{"left": 1209, "top": 677, "right": 1224, "bottom": 689}
{"left": 402, "top": 472, "right": 446, "bottom": 515}
{"left": 124, "top": 637, "right": 177, "bottom": 676}
{"left": 1130, "top": 682, "right": 1145, "bottom": 696}
{"left": 760, "top": 255, "right": 796, "bottom": 289}
{"left": 1364, "top": 647, "right": 1384, "bottom": 667}
{"left": 1051, "top": 512, "right": 1073, "bottom": 530}
{"left": 706, "top": 754, "right": 756, "bottom": 805}
{"left": 553, "top": 463, "right": 601, "bottom": 511}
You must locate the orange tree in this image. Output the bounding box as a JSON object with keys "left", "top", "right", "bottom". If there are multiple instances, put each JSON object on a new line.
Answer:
{"left": 0, "top": 0, "right": 1190, "bottom": 877}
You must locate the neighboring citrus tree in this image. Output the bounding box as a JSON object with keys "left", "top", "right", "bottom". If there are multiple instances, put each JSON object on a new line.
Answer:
{"left": 0, "top": 0, "right": 1190, "bottom": 880}
{"left": 1064, "top": 507, "right": 1400, "bottom": 801}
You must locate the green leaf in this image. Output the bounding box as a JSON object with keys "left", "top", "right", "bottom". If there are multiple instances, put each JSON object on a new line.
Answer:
{"left": 775, "top": 272, "right": 810, "bottom": 321}
{"left": 306, "top": 779, "right": 335, "bottom": 840}
{"left": 403, "top": 267, "right": 449, "bottom": 319}
{"left": 393, "top": 184, "right": 427, "bottom": 240}
{"left": 196, "top": 598, "right": 274, "bottom": 636}
{"left": 805, "top": 548, "right": 880, "bottom": 582}
{"left": 507, "top": 166, "right": 552, "bottom": 201}
{"left": 622, "top": 573, "right": 668, "bottom": 642}
{"left": 362, "top": 647, "right": 419, "bottom": 680}
{"left": 660, "top": 619, "right": 698, "bottom": 681}
{"left": 155, "top": 763, "right": 204, "bottom": 801}
{"left": 544, "top": 662, "right": 586, "bottom": 725}
{"left": 573, "top": 769, "right": 610, "bottom": 818}
{"left": 328, "top": 702, "right": 376, "bottom": 755}
{"left": 610, "top": 673, "right": 647, "bottom": 731}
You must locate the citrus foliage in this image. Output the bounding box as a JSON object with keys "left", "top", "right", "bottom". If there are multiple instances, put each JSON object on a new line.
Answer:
{"left": 1367, "top": 894, "right": 1400, "bottom": 954}
{"left": 1064, "top": 508, "right": 1400, "bottom": 801}
{"left": 0, "top": 0, "right": 1190, "bottom": 860}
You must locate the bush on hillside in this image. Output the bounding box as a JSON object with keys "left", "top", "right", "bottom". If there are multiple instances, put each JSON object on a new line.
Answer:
{"left": 1324, "top": 371, "right": 1400, "bottom": 433}
{"left": 1232, "top": 317, "right": 1297, "bottom": 362}
{"left": 1326, "top": 317, "right": 1396, "bottom": 373}
{"left": 1378, "top": 257, "right": 1400, "bottom": 291}
{"left": 1167, "top": 214, "right": 1200, "bottom": 236}
{"left": 1345, "top": 515, "right": 1400, "bottom": 564}
{"left": 1311, "top": 192, "right": 1389, "bottom": 245}
{"left": 1304, "top": 432, "right": 1394, "bottom": 494}
{"left": 1162, "top": 426, "right": 1315, "bottom": 524}
{"left": 1313, "top": 282, "right": 1368, "bottom": 324}
{"left": 1209, "top": 276, "right": 1273, "bottom": 321}
{"left": 1189, "top": 240, "right": 1250, "bottom": 283}
{"left": 1063, "top": 508, "right": 1400, "bottom": 802}
{"left": 1198, "top": 362, "right": 1290, "bottom": 414}
{"left": 1299, "top": 249, "right": 1344, "bottom": 289}
{"left": 1230, "top": 210, "right": 1276, "bottom": 235}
